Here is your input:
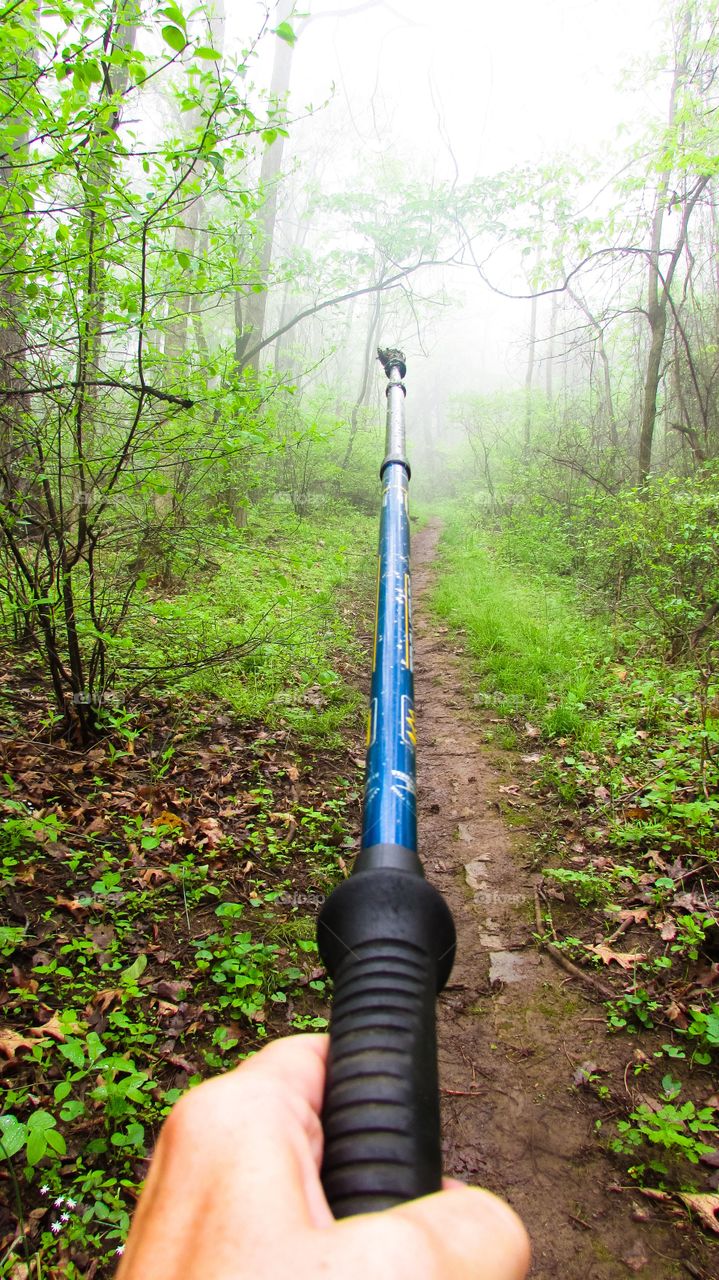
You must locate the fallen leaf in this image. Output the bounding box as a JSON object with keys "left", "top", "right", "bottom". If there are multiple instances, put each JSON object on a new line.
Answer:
{"left": 137, "top": 868, "right": 169, "bottom": 887}
{"left": 36, "top": 1010, "right": 75, "bottom": 1042}
{"left": 287, "top": 765, "right": 300, "bottom": 782}
{"left": 159, "top": 1051, "right": 196, "bottom": 1073}
{"left": 196, "top": 817, "right": 223, "bottom": 848}
{"left": 55, "top": 895, "right": 86, "bottom": 915}
{"left": 592, "top": 944, "right": 647, "bottom": 968}
{"left": 660, "top": 917, "right": 677, "bottom": 941}
{"left": 0, "top": 1009, "right": 80, "bottom": 1061}
{"left": 666, "top": 1000, "right": 689, "bottom": 1028}
{"left": 154, "top": 810, "right": 184, "bottom": 832}
{"left": 154, "top": 979, "right": 188, "bottom": 1002}
{"left": 622, "top": 1239, "right": 649, "bottom": 1272}
{"left": 91, "top": 988, "right": 123, "bottom": 1014}
{"left": 524, "top": 723, "right": 541, "bottom": 738}
{"left": 618, "top": 908, "right": 651, "bottom": 925}
{"left": 678, "top": 1192, "right": 719, "bottom": 1235}
{"left": 11, "top": 965, "right": 37, "bottom": 992}
{"left": 87, "top": 923, "right": 115, "bottom": 950}
{"left": 593, "top": 784, "right": 611, "bottom": 802}
{"left": 0, "top": 1028, "right": 38, "bottom": 1060}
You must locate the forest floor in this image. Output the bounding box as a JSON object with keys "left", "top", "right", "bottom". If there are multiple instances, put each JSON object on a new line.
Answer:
{"left": 2, "top": 517, "right": 718, "bottom": 1279}
{"left": 412, "top": 519, "right": 718, "bottom": 1280}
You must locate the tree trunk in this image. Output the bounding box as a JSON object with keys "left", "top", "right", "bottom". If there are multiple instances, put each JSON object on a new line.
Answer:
{"left": 237, "top": 0, "right": 295, "bottom": 372}
{"left": 637, "top": 7, "right": 708, "bottom": 483}
{"left": 165, "top": 1, "right": 225, "bottom": 363}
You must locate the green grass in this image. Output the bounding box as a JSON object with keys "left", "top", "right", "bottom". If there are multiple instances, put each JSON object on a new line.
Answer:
{"left": 120, "top": 503, "right": 376, "bottom": 745}
{"left": 431, "top": 509, "right": 611, "bottom": 744}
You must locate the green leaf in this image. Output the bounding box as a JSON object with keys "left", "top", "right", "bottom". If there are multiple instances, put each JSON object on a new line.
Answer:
{"left": 86, "top": 1031, "right": 105, "bottom": 1063}
{"left": 45, "top": 1129, "right": 66, "bottom": 1156}
{"left": 0, "top": 1115, "right": 27, "bottom": 1158}
{"left": 121, "top": 953, "right": 148, "bottom": 985}
{"left": 162, "top": 24, "right": 186, "bottom": 53}
{"left": 60, "top": 1099, "right": 85, "bottom": 1123}
{"left": 58, "top": 1038, "right": 85, "bottom": 1068}
{"left": 27, "top": 1110, "right": 56, "bottom": 1133}
{"left": 125, "top": 1122, "right": 145, "bottom": 1148}
{"left": 273, "top": 21, "right": 296, "bottom": 46}
{"left": 194, "top": 46, "right": 222, "bottom": 61}
{"left": 160, "top": 2, "right": 187, "bottom": 28}
{"left": 25, "top": 1130, "right": 48, "bottom": 1166}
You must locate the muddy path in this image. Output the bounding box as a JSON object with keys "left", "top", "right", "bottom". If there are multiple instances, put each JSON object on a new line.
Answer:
{"left": 412, "top": 520, "right": 709, "bottom": 1280}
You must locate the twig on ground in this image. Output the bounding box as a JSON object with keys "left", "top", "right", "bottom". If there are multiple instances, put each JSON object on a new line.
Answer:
{"left": 534, "top": 888, "right": 615, "bottom": 1000}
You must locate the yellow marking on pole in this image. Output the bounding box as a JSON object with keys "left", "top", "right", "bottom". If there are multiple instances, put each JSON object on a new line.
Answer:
{"left": 372, "top": 557, "right": 380, "bottom": 672}
{"left": 400, "top": 694, "right": 417, "bottom": 749}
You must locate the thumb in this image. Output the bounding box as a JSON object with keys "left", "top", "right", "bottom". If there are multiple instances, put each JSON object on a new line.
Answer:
{"left": 390, "top": 1184, "right": 530, "bottom": 1280}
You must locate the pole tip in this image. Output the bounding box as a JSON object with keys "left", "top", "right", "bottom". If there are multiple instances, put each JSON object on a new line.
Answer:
{"left": 377, "top": 347, "right": 407, "bottom": 379}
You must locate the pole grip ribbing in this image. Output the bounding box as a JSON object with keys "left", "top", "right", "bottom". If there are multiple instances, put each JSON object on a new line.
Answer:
{"left": 318, "top": 869, "right": 455, "bottom": 1217}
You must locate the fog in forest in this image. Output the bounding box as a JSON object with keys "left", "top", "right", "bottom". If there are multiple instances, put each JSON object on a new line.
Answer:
{"left": 218, "top": 0, "right": 703, "bottom": 492}
{"left": 248, "top": 0, "right": 662, "bottom": 420}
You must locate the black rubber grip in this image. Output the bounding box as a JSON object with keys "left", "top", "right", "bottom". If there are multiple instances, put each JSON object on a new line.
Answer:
{"left": 317, "top": 868, "right": 456, "bottom": 1217}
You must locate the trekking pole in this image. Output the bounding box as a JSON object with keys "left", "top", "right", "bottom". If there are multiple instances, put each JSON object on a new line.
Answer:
{"left": 317, "top": 348, "right": 456, "bottom": 1218}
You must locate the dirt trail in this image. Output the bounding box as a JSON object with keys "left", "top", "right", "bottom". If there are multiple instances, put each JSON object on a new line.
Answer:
{"left": 412, "top": 520, "right": 698, "bottom": 1280}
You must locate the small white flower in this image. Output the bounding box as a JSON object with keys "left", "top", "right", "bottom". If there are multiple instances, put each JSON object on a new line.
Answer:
{"left": 61, "top": 1213, "right": 70, "bottom": 1223}
{"left": 40, "top": 1185, "right": 49, "bottom": 1196}
{"left": 54, "top": 1197, "right": 65, "bottom": 1208}
{"left": 65, "top": 1198, "right": 77, "bottom": 1209}
{"left": 115, "top": 1246, "right": 125, "bottom": 1257}
{"left": 51, "top": 1222, "right": 62, "bottom": 1235}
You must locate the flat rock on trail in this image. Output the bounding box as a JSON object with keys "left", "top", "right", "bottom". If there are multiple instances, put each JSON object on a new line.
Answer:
{"left": 411, "top": 520, "right": 699, "bottom": 1280}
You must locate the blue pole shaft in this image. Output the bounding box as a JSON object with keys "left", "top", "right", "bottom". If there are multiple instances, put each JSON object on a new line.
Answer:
{"left": 356, "top": 352, "right": 420, "bottom": 873}
{"left": 317, "top": 349, "right": 456, "bottom": 1217}
{"left": 362, "top": 438, "right": 416, "bottom": 856}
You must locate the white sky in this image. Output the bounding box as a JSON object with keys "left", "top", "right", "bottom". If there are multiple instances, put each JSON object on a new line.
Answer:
{"left": 289, "top": 0, "right": 664, "bottom": 176}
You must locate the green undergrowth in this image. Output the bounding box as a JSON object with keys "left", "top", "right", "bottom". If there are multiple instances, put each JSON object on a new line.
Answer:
{"left": 139, "top": 504, "right": 375, "bottom": 743}
{"left": 0, "top": 718, "right": 357, "bottom": 1274}
{"left": 431, "top": 509, "right": 610, "bottom": 743}
{"left": 0, "top": 496, "right": 376, "bottom": 1274}
{"left": 433, "top": 500, "right": 719, "bottom": 1194}
{"left": 3, "top": 500, "right": 376, "bottom": 751}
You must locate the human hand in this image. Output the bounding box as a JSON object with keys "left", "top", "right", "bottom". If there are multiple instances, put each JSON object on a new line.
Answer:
{"left": 118, "top": 1034, "right": 530, "bottom": 1279}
